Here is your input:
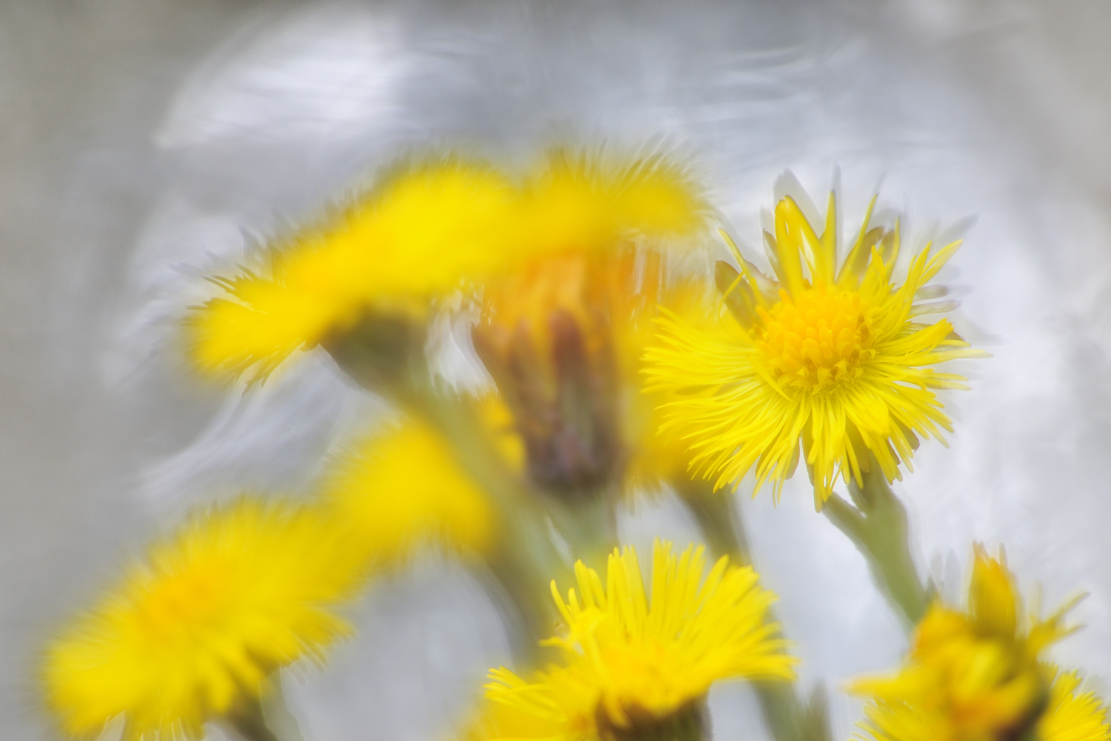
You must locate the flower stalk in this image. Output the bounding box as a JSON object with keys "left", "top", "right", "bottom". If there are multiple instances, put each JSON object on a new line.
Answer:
{"left": 821, "top": 460, "right": 932, "bottom": 627}
{"left": 326, "top": 321, "right": 562, "bottom": 665}
{"left": 679, "top": 483, "right": 831, "bottom": 741}
{"left": 225, "top": 698, "right": 280, "bottom": 741}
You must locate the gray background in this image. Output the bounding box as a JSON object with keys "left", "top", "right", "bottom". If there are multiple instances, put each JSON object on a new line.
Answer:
{"left": 4, "top": 0, "right": 1111, "bottom": 739}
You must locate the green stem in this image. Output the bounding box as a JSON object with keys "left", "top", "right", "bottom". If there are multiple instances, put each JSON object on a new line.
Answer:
{"left": 680, "top": 484, "right": 831, "bottom": 741}
{"left": 225, "top": 696, "right": 280, "bottom": 741}
{"left": 821, "top": 464, "right": 932, "bottom": 628}
{"left": 405, "top": 384, "right": 564, "bottom": 668}
{"left": 547, "top": 490, "right": 618, "bottom": 571}
{"left": 326, "top": 329, "right": 561, "bottom": 668}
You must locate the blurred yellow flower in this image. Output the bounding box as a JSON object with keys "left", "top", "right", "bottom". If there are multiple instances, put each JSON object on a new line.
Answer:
{"left": 480, "top": 541, "right": 794, "bottom": 741}
{"left": 623, "top": 280, "right": 718, "bottom": 496}
{"left": 43, "top": 498, "right": 359, "bottom": 740}
{"left": 187, "top": 157, "right": 518, "bottom": 380}
{"left": 850, "top": 546, "right": 1106, "bottom": 741}
{"left": 320, "top": 414, "right": 500, "bottom": 570}
{"left": 473, "top": 151, "right": 707, "bottom": 497}
{"left": 644, "top": 191, "right": 986, "bottom": 507}
{"left": 188, "top": 148, "right": 706, "bottom": 384}
{"left": 514, "top": 148, "right": 706, "bottom": 257}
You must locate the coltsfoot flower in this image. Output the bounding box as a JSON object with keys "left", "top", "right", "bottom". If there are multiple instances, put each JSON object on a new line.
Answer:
{"left": 478, "top": 540, "right": 795, "bottom": 741}
{"left": 644, "top": 189, "right": 986, "bottom": 507}
{"left": 320, "top": 414, "right": 501, "bottom": 570}
{"left": 188, "top": 148, "right": 706, "bottom": 386}
{"left": 42, "top": 498, "right": 360, "bottom": 740}
{"left": 624, "top": 280, "right": 718, "bottom": 498}
{"left": 473, "top": 150, "right": 707, "bottom": 499}
{"left": 186, "top": 157, "right": 519, "bottom": 380}
{"left": 850, "top": 546, "right": 1108, "bottom": 741}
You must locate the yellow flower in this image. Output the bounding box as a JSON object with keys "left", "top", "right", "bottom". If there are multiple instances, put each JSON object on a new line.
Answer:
{"left": 473, "top": 151, "right": 707, "bottom": 497}
{"left": 515, "top": 148, "right": 706, "bottom": 257}
{"left": 480, "top": 541, "right": 795, "bottom": 741}
{"left": 850, "top": 546, "right": 1105, "bottom": 741}
{"left": 320, "top": 414, "right": 500, "bottom": 570}
{"left": 623, "top": 280, "right": 718, "bottom": 497}
{"left": 43, "top": 498, "right": 359, "bottom": 740}
{"left": 644, "top": 190, "right": 986, "bottom": 507}
{"left": 187, "top": 157, "right": 519, "bottom": 379}
{"left": 1037, "top": 669, "right": 1111, "bottom": 741}
{"left": 188, "top": 148, "right": 706, "bottom": 383}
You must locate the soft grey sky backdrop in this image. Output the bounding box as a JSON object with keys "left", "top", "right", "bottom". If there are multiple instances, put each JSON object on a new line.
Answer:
{"left": 4, "top": 1, "right": 1111, "bottom": 739}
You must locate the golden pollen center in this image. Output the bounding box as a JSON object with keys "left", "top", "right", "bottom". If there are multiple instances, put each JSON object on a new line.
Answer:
{"left": 757, "top": 288, "right": 873, "bottom": 391}
{"left": 138, "top": 565, "right": 232, "bottom": 640}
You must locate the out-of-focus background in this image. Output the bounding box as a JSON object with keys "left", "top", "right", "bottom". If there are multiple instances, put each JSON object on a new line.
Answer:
{"left": 4, "top": 0, "right": 1111, "bottom": 739}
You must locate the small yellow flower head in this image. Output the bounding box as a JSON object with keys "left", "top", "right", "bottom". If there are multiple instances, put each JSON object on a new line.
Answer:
{"left": 474, "top": 151, "right": 707, "bottom": 497}
{"left": 42, "top": 499, "right": 360, "bottom": 740}
{"left": 850, "top": 547, "right": 1106, "bottom": 741}
{"left": 481, "top": 541, "right": 795, "bottom": 741}
{"left": 320, "top": 415, "right": 500, "bottom": 571}
{"left": 644, "top": 190, "right": 986, "bottom": 507}
{"left": 187, "top": 157, "right": 518, "bottom": 380}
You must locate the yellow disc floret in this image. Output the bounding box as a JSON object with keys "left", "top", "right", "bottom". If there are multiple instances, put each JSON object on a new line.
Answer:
{"left": 757, "top": 287, "right": 873, "bottom": 391}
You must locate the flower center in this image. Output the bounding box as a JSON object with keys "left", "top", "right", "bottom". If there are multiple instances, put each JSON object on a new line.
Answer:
{"left": 757, "top": 288, "right": 873, "bottom": 391}
{"left": 137, "top": 563, "right": 233, "bottom": 641}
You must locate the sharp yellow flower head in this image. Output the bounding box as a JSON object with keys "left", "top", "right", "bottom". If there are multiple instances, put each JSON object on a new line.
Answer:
{"left": 644, "top": 188, "right": 987, "bottom": 507}
{"left": 42, "top": 498, "right": 360, "bottom": 740}
{"left": 480, "top": 541, "right": 795, "bottom": 741}
{"left": 320, "top": 414, "right": 500, "bottom": 571}
{"left": 186, "top": 156, "right": 518, "bottom": 380}
{"left": 850, "top": 546, "right": 1105, "bottom": 741}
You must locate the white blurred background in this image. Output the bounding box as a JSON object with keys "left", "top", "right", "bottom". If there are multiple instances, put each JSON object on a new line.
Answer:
{"left": 4, "top": 0, "right": 1111, "bottom": 739}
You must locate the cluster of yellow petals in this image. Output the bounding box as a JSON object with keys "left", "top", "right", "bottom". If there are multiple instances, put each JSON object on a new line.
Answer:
{"left": 479, "top": 541, "right": 794, "bottom": 741}
{"left": 644, "top": 191, "right": 986, "bottom": 507}
{"left": 623, "top": 279, "right": 719, "bottom": 496}
{"left": 850, "top": 547, "right": 1108, "bottom": 741}
{"left": 187, "top": 150, "right": 705, "bottom": 381}
{"left": 319, "top": 414, "right": 502, "bottom": 571}
{"left": 42, "top": 499, "right": 360, "bottom": 740}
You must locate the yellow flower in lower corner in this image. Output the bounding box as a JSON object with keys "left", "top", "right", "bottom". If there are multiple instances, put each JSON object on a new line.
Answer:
{"left": 850, "top": 546, "right": 1108, "bottom": 741}
{"left": 644, "top": 190, "right": 987, "bottom": 508}
{"left": 43, "top": 498, "right": 360, "bottom": 740}
{"left": 479, "top": 541, "right": 795, "bottom": 741}
{"left": 321, "top": 414, "right": 500, "bottom": 571}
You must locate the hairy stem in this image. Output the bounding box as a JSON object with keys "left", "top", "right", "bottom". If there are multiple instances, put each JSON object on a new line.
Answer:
{"left": 327, "top": 329, "right": 560, "bottom": 667}
{"left": 225, "top": 696, "right": 280, "bottom": 741}
{"left": 405, "top": 383, "right": 564, "bottom": 667}
{"left": 681, "top": 485, "right": 832, "bottom": 741}
{"left": 821, "top": 464, "right": 932, "bottom": 628}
